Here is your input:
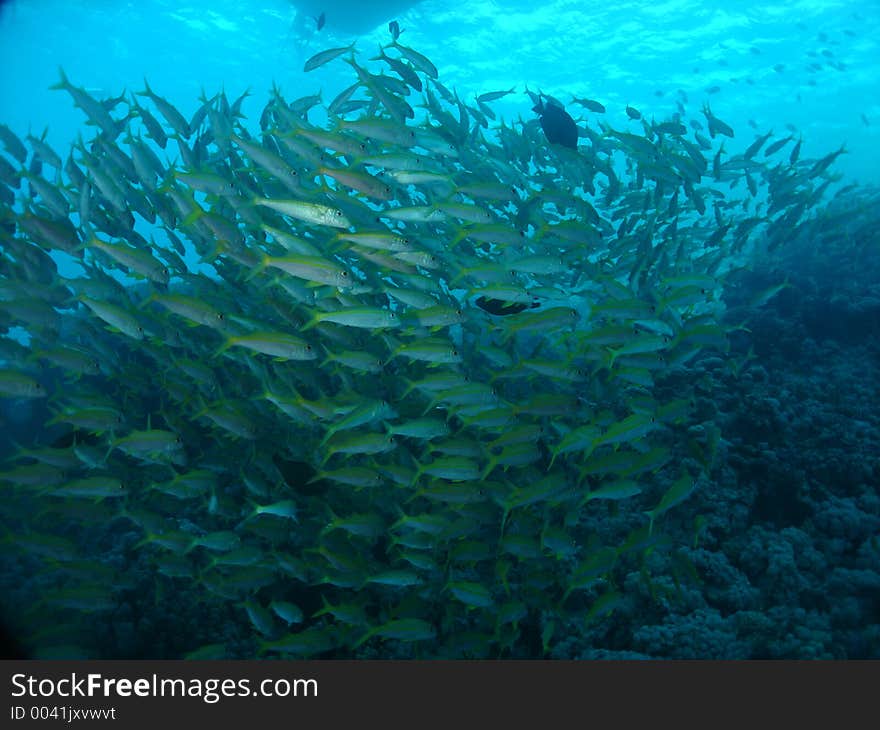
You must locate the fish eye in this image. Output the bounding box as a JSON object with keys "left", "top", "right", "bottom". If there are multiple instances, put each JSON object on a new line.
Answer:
{"left": 306, "top": 344, "right": 313, "bottom": 351}
{"left": 341, "top": 270, "right": 349, "bottom": 277}
{"left": 389, "top": 312, "right": 397, "bottom": 319}
{"left": 455, "top": 309, "right": 462, "bottom": 315}
{"left": 452, "top": 349, "right": 459, "bottom": 356}
{"left": 217, "top": 313, "right": 225, "bottom": 320}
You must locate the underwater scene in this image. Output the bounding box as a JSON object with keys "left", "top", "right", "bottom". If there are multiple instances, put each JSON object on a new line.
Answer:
{"left": 0, "top": 0, "right": 878, "bottom": 659}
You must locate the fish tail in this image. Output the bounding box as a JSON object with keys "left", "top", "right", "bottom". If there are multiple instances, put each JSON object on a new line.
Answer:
{"left": 398, "top": 376, "right": 416, "bottom": 398}
{"left": 49, "top": 66, "right": 70, "bottom": 91}
{"left": 311, "top": 595, "right": 333, "bottom": 619}
{"left": 244, "top": 253, "right": 269, "bottom": 283}
{"left": 408, "top": 464, "right": 424, "bottom": 489}
{"left": 499, "top": 502, "right": 512, "bottom": 536}
{"left": 102, "top": 442, "right": 116, "bottom": 464}
{"left": 449, "top": 228, "right": 469, "bottom": 250}
{"left": 301, "top": 312, "right": 321, "bottom": 332}
{"left": 318, "top": 425, "right": 336, "bottom": 447}
{"left": 603, "top": 346, "right": 619, "bottom": 372}
{"left": 179, "top": 206, "right": 205, "bottom": 229}
{"left": 352, "top": 628, "right": 375, "bottom": 650}
{"left": 136, "top": 291, "right": 159, "bottom": 311}
{"left": 212, "top": 337, "right": 235, "bottom": 360}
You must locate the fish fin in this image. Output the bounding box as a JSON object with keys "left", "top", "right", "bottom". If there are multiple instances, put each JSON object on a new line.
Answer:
{"left": 48, "top": 66, "right": 70, "bottom": 91}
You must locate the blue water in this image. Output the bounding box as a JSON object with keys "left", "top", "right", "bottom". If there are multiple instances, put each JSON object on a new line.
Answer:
{"left": 0, "top": 0, "right": 878, "bottom": 659}
{"left": 1, "top": 0, "right": 877, "bottom": 183}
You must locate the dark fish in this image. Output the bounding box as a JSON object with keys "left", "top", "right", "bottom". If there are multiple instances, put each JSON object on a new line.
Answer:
{"left": 273, "top": 454, "right": 324, "bottom": 496}
{"left": 702, "top": 102, "right": 734, "bottom": 139}
{"left": 0, "top": 122, "right": 27, "bottom": 163}
{"left": 808, "top": 144, "right": 846, "bottom": 178}
{"left": 303, "top": 43, "right": 355, "bottom": 73}
{"left": 743, "top": 129, "right": 774, "bottom": 159}
{"left": 475, "top": 297, "right": 539, "bottom": 316}
{"left": 472, "top": 99, "right": 493, "bottom": 123}
{"left": 573, "top": 97, "right": 605, "bottom": 113}
{"left": 372, "top": 48, "right": 422, "bottom": 92}
{"left": 477, "top": 88, "right": 515, "bottom": 103}
{"left": 315, "top": 12, "right": 325, "bottom": 30}
{"left": 763, "top": 135, "right": 793, "bottom": 157}
{"left": 532, "top": 96, "right": 578, "bottom": 150}
{"left": 625, "top": 105, "right": 641, "bottom": 120}
{"left": 388, "top": 20, "right": 401, "bottom": 40}
{"left": 289, "top": 0, "right": 421, "bottom": 34}
{"left": 789, "top": 136, "right": 802, "bottom": 165}
{"left": 653, "top": 120, "right": 687, "bottom": 136}
{"left": 694, "top": 131, "right": 712, "bottom": 150}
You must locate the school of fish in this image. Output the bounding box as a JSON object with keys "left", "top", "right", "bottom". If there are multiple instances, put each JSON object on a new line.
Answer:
{"left": 0, "top": 36, "right": 853, "bottom": 658}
